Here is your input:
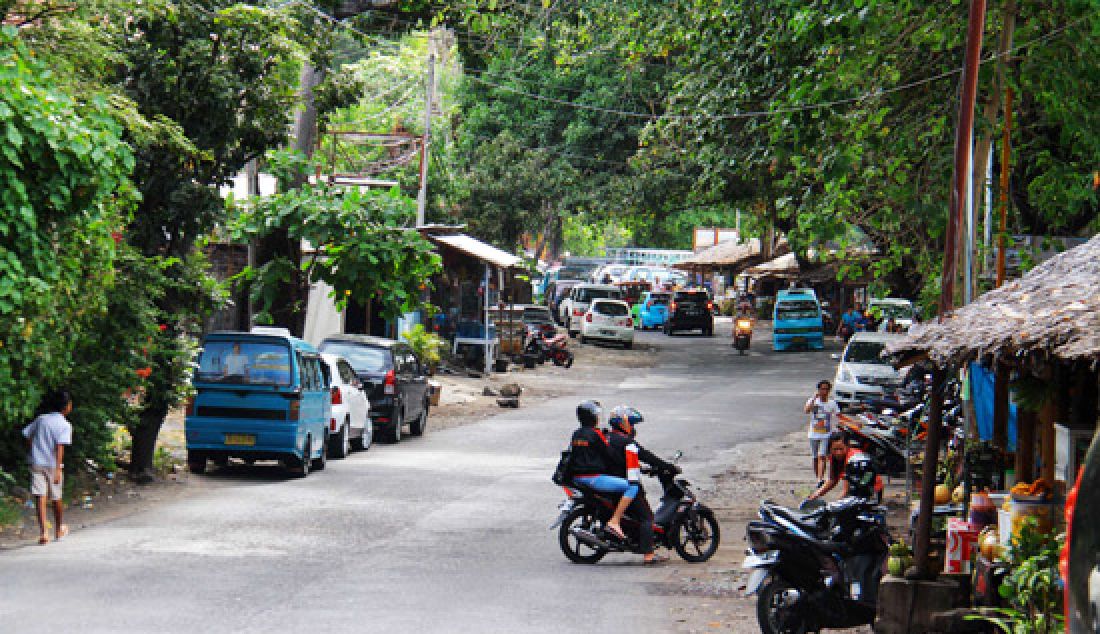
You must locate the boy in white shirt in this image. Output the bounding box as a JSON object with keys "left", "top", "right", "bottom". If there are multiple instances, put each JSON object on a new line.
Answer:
{"left": 23, "top": 390, "right": 73, "bottom": 544}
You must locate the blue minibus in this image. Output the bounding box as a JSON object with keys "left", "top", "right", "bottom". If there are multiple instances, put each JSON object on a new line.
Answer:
{"left": 772, "top": 289, "right": 825, "bottom": 351}
{"left": 185, "top": 327, "right": 331, "bottom": 477}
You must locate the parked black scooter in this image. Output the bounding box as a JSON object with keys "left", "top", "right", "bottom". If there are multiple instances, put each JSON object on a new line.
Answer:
{"left": 552, "top": 454, "right": 720, "bottom": 564}
{"left": 743, "top": 497, "right": 891, "bottom": 634}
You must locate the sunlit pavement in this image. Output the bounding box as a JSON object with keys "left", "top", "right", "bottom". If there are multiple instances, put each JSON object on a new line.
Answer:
{"left": 0, "top": 324, "right": 840, "bottom": 633}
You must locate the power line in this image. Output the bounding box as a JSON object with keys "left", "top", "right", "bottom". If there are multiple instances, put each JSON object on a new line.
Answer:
{"left": 463, "top": 15, "right": 1090, "bottom": 121}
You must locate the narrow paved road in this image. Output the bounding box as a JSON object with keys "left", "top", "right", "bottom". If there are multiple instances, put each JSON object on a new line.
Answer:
{"left": 0, "top": 324, "right": 837, "bottom": 633}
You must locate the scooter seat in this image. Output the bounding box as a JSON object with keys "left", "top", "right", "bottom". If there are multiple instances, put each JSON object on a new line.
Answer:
{"left": 763, "top": 503, "right": 824, "bottom": 537}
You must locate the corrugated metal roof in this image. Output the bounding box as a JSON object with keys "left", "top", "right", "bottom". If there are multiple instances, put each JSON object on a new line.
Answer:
{"left": 428, "top": 233, "right": 523, "bottom": 269}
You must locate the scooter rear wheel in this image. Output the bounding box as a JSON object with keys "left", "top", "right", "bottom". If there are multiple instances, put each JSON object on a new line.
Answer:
{"left": 558, "top": 506, "right": 608, "bottom": 564}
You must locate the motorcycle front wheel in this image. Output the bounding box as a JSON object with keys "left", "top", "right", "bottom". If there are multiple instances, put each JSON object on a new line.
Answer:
{"left": 558, "top": 506, "right": 608, "bottom": 564}
{"left": 670, "top": 509, "right": 720, "bottom": 562}
{"left": 757, "top": 577, "right": 810, "bottom": 634}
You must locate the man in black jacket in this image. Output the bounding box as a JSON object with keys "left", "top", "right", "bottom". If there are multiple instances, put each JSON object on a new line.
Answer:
{"left": 569, "top": 400, "right": 640, "bottom": 542}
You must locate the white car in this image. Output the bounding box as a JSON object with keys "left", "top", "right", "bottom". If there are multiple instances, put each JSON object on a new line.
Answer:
{"left": 591, "top": 264, "right": 628, "bottom": 284}
{"left": 833, "top": 332, "right": 905, "bottom": 409}
{"left": 561, "top": 283, "right": 624, "bottom": 336}
{"left": 868, "top": 298, "right": 917, "bottom": 330}
{"left": 579, "top": 299, "right": 635, "bottom": 348}
{"left": 320, "top": 353, "right": 372, "bottom": 458}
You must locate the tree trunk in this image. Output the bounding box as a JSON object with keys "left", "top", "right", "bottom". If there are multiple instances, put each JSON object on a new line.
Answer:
{"left": 129, "top": 405, "right": 168, "bottom": 483}
{"left": 254, "top": 64, "right": 323, "bottom": 337}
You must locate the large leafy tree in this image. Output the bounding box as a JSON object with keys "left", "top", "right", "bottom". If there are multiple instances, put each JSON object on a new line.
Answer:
{"left": 0, "top": 26, "right": 138, "bottom": 470}
{"left": 231, "top": 153, "right": 441, "bottom": 327}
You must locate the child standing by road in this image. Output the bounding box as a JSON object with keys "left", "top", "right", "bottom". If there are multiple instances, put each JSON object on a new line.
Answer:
{"left": 23, "top": 390, "right": 73, "bottom": 544}
{"left": 804, "top": 380, "right": 840, "bottom": 487}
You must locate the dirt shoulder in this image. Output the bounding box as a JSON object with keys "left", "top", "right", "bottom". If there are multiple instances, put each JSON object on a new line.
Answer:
{"left": 655, "top": 430, "right": 905, "bottom": 633}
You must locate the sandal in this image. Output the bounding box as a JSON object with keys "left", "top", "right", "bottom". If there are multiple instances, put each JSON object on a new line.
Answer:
{"left": 643, "top": 553, "right": 670, "bottom": 565}
{"left": 605, "top": 525, "right": 626, "bottom": 540}
{"left": 38, "top": 536, "right": 50, "bottom": 545}
{"left": 56, "top": 525, "right": 69, "bottom": 541}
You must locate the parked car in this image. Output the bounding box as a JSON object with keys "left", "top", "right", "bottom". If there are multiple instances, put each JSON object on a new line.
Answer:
{"left": 318, "top": 335, "right": 430, "bottom": 443}
{"left": 185, "top": 327, "right": 331, "bottom": 477}
{"left": 832, "top": 331, "right": 905, "bottom": 409}
{"left": 560, "top": 283, "right": 624, "bottom": 336}
{"left": 635, "top": 290, "right": 671, "bottom": 329}
{"left": 773, "top": 288, "right": 825, "bottom": 351}
{"left": 520, "top": 304, "right": 556, "bottom": 328}
{"left": 868, "top": 298, "right": 918, "bottom": 330}
{"left": 591, "top": 263, "right": 629, "bottom": 284}
{"left": 319, "top": 353, "right": 371, "bottom": 458}
{"left": 665, "top": 290, "right": 714, "bottom": 335}
{"left": 579, "top": 299, "right": 635, "bottom": 348}
{"left": 546, "top": 279, "right": 582, "bottom": 325}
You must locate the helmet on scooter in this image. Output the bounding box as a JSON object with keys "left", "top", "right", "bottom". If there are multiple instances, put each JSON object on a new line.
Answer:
{"left": 576, "top": 400, "right": 601, "bottom": 427}
{"left": 844, "top": 452, "right": 877, "bottom": 498}
{"left": 608, "top": 405, "right": 644, "bottom": 436}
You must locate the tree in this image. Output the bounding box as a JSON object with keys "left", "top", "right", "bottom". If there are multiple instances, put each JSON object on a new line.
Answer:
{"left": 104, "top": 0, "right": 306, "bottom": 479}
{"left": 230, "top": 151, "right": 441, "bottom": 325}
{"left": 0, "top": 26, "right": 138, "bottom": 469}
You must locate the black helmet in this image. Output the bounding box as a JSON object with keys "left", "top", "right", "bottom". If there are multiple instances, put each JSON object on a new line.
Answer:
{"left": 576, "top": 400, "right": 601, "bottom": 427}
{"left": 844, "top": 453, "right": 876, "bottom": 498}
{"left": 608, "top": 405, "right": 643, "bottom": 436}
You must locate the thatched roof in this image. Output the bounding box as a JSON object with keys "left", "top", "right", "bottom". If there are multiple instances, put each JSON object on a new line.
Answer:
{"left": 745, "top": 253, "right": 800, "bottom": 277}
{"left": 887, "top": 233, "right": 1100, "bottom": 366}
{"left": 673, "top": 238, "right": 789, "bottom": 272}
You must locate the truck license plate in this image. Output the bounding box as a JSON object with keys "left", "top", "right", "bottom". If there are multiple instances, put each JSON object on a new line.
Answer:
{"left": 224, "top": 433, "right": 255, "bottom": 446}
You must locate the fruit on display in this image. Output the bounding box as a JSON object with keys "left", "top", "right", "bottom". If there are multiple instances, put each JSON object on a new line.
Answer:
{"left": 951, "top": 484, "right": 965, "bottom": 503}
{"left": 934, "top": 484, "right": 952, "bottom": 505}
{"left": 1010, "top": 478, "right": 1051, "bottom": 499}
{"left": 887, "top": 541, "right": 914, "bottom": 576}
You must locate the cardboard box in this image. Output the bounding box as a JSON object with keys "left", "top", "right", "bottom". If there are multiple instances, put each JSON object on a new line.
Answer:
{"left": 945, "top": 518, "right": 980, "bottom": 574}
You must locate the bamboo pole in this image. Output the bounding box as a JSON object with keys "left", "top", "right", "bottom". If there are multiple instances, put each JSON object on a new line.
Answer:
{"left": 996, "top": 87, "right": 1013, "bottom": 287}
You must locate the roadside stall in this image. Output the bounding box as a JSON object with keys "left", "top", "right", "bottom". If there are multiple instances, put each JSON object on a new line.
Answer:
{"left": 879, "top": 234, "right": 1100, "bottom": 632}
{"left": 673, "top": 237, "right": 789, "bottom": 297}
{"left": 419, "top": 227, "right": 523, "bottom": 374}
{"left": 745, "top": 251, "right": 875, "bottom": 325}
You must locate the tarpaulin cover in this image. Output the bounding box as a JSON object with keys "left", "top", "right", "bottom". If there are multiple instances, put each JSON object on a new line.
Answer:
{"left": 969, "top": 362, "right": 1017, "bottom": 451}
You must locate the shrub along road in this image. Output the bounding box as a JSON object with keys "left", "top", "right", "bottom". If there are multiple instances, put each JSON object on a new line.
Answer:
{"left": 0, "top": 323, "right": 840, "bottom": 633}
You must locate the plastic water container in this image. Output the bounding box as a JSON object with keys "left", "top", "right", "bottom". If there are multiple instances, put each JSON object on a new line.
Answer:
{"left": 997, "top": 509, "right": 1012, "bottom": 547}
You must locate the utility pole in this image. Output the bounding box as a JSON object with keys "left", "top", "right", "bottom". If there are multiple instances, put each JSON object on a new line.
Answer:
{"left": 416, "top": 52, "right": 436, "bottom": 227}
{"left": 912, "top": 0, "right": 987, "bottom": 582}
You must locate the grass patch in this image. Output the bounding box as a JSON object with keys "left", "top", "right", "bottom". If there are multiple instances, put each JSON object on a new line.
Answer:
{"left": 0, "top": 497, "right": 22, "bottom": 528}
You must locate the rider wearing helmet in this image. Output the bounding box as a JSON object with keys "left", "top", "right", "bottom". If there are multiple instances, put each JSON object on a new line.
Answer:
{"left": 605, "top": 405, "right": 679, "bottom": 564}
{"left": 806, "top": 431, "right": 883, "bottom": 501}
{"left": 569, "top": 401, "right": 637, "bottom": 542}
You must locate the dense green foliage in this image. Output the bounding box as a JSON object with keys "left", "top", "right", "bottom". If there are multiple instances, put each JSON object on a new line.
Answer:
{"left": 437, "top": 0, "right": 1098, "bottom": 304}
{"left": 0, "top": 27, "right": 138, "bottom": 471}
{"left": 230, "top": 151, "right": 441, "bottom": 326}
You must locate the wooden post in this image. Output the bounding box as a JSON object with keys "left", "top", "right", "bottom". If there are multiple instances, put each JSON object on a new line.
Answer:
{"left": 1039, "top": 398, "right": 1058, "bottom": 485}
{"left": 992, "top": 362, "right": 1010, "bottom": 449}
{"left": 1015, "top": 409, "right": 1037, "bottom": 482}
{"left": 909, "top": 366, "right": 947, "bottom": 580}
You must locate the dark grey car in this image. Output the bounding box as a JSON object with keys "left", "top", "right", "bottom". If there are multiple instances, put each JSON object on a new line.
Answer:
{"left": 318, "top": 335, "right": 430, "bottom": 443}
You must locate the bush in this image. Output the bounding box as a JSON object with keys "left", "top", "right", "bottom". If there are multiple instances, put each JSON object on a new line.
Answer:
{"left": 403, "top": 324, "right": 445, "bottom": 369}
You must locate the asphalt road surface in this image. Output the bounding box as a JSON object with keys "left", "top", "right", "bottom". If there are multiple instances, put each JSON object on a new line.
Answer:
{"left": 0, "top": 324, "right": 838, "bottom": 633}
